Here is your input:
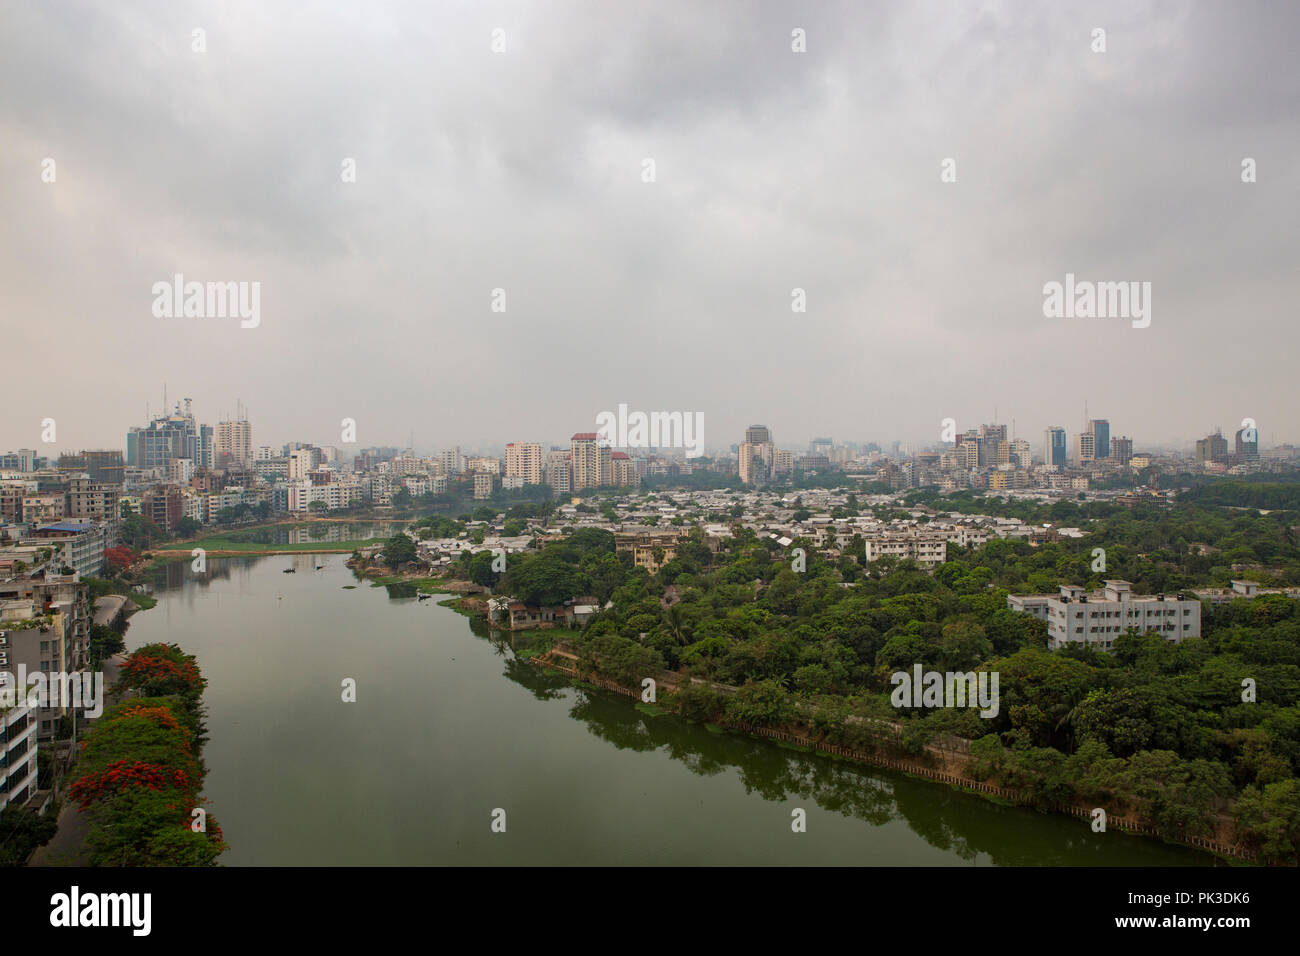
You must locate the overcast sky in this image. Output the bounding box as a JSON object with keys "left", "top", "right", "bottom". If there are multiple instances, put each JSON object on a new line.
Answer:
{"left": 2, "top": 0, "right": 1297, "bottom": 457}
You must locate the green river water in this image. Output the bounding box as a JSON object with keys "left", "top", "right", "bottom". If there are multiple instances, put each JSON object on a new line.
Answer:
{"left": 123, "top": 555, "right": 1216, "bottom": 866}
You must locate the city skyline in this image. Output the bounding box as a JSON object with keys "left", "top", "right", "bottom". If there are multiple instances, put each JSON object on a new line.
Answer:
{"left": 1, "top": 389, "right": 1288, "bottom": 459}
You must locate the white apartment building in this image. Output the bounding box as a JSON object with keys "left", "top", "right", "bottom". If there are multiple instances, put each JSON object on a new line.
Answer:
{"left": 288, "top": 478, "right": 366, "bottom": 513}
{"left": 440, "top": 447, "right": 463, "bottom": 476}
{"left": 862, "top": 530, "right": 949, "bottom": 568}
{"left": 289, "top": 447, "right": 321, "bottom": 481}
{"left": 0, "top": 701, "right": 39, "bottom": 811}
{"left": 1008, "top": 580, "right": 1201, "bottom": 650}
{"left": 215, "top": 420, "right": 253, "bottom": 468}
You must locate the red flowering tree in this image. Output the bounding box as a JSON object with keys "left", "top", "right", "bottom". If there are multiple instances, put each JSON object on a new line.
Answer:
{"left": 104, "top": 546, "right": 138, "bottom": 572}
{"left": 69, "top": 662, "right": 225, "bottom": 865}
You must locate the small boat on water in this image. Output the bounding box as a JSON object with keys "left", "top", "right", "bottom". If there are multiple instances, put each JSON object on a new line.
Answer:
{"left": 282, "top": 568, "right": 296, "bottom": 574}
{"left": 417, "top": 593, "right": 431, "bottom": 601}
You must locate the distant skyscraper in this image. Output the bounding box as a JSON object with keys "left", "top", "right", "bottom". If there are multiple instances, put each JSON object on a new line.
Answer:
{"left": 127, "top": 404, "right": 198, "bottom": 470}
{"left": 740, "top": 425, "right": 775, "bottom": 484}
{"left": 1089, "top": 420, "right": 1110, "bottom": 459}
{"left": 1196, "top": 431, "right": 1229, "bottom": 462}
{"left": 1235, "top": 426, "right": 1259, "bottom": 461}
{"left": 1044, "top": 427, "right": 1067, "bottom": 468}
{"left": 198, "top": 424, "right": 214, "bottom": 469}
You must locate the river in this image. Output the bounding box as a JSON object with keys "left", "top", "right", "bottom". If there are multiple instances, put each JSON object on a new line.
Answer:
{"left": 123, "top": 554, "right": 1215, "bottom": 866}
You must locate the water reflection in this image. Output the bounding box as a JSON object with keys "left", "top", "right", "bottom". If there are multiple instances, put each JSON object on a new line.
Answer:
{"left": 482, "top": 634, "right": 1215, "bottom": 867}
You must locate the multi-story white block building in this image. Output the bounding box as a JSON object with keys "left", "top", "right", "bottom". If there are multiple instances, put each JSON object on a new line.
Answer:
{"left": 1008, "top": 580, "right": 1201, "bottom": 650}
{"left": 862, "top": 530, "right": 949, "bottom": 568}
{"left": 0, "top": 701, "right": 39, "bottom": 811}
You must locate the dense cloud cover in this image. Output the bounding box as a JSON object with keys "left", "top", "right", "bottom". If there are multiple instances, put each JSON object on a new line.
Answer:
{"left": 2, "top": 1, "right": 1296, "bottom": 453}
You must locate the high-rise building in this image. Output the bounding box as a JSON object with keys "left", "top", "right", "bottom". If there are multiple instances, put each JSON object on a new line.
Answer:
{"left": 1235, "top": 426, "right": 1260, "bottom": 461}
{"left": 289, "top": 447, "right": 321, "bottom": 480}
{"left": 214, "top": 420, "right": 252, "bottom": 468}
{"left": 1196, "top": 431, "right": 1229, "bottom": 462}
{"left": 1044, "top": 427, "right": 1067, "bottom": 468}
{"left": 1089, "top": 420, "right": 1110, "bottom": 459}
{"left": 1010, "top": 439, "right": 1032, "bottom": 467}
{"left": 611, "top": 452, "right": 640, "bottom": 487}
{"left": 977, "top": 424, "right": 1007, "bottom": 468}
{"left": 1110, "top": 436, "right": 1134, "bottom": 465}
{"left": 739, "top": 425, "right": 775, "bottom": 484}
{"left": 546, "top": 448, "right": 571, "bottom": 493}
{"left": 198, "top": 424, "right": 215, "bottom": 469}
{"left": 439, "top": 447, "right": 463, "bottom": 476}
{"left": 571, "top": 433, "right": 610, "bottom": 489}
{"left": 505, "top": 442, "right": 543, "bottom": 485}
{"left": 127, "top": 404, "right": 198, "bottom": 470}
{"left": 1075, "top": 430, "right": 1096, "bottom": 464}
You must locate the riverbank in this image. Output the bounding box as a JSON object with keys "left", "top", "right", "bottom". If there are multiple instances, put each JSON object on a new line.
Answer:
{"left": 523, "top": 649, "right": 1256, "bottom": 863}
{"left": 149, "top": 517, "right": 409, "bottom": 562}
{"left": 432, "top": 593, "right": 1256, "bottom": 865}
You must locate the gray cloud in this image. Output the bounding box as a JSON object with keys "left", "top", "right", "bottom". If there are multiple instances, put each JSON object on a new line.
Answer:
{"left": 1, "top": 0, "right": 1296, "bottom": 455}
